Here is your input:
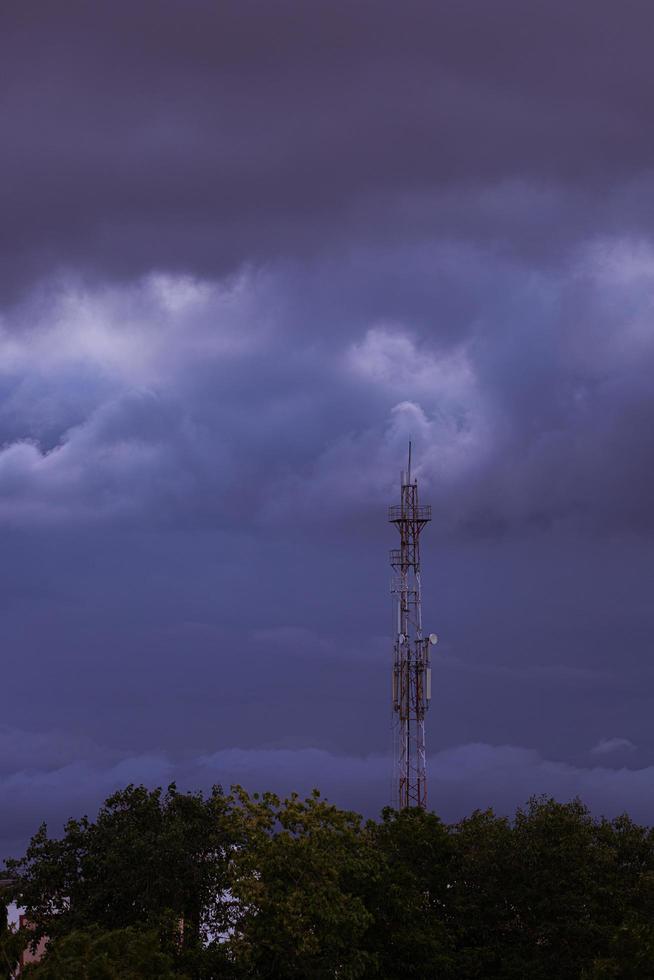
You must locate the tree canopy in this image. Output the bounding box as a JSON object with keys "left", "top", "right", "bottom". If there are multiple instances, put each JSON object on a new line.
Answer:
{"left": 5, "top": 785, "right": 654, "bottom": 978}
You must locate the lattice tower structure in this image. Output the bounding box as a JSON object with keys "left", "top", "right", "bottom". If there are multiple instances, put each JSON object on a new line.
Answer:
{"left": 389, "top": 445, "right": 434, "bottom": 809}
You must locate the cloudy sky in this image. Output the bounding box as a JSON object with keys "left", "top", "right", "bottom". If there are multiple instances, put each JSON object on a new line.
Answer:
{"left": 3, "top": 0, "right": 654, "bottom": 857}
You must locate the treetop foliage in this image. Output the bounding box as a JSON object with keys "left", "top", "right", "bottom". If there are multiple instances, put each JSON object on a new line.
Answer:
{"left": 3, "top": 785, "right": 654, "bottom": 979}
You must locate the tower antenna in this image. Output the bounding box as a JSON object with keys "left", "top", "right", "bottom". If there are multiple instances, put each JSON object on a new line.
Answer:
{"left": 388, "top": 444, "right": 435, "bottom": 808}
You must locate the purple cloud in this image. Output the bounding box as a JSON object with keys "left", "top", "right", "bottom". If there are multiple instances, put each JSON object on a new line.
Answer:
{"left": 2, "top": 0, "right": 654, "bottom": 860}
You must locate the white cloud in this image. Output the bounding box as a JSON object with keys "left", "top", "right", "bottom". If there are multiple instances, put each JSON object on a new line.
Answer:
{"left": 579, "top": 237, "right": 654, "bottom": 287}
{"left": 0, "top": 232, "right": 653, "bottom": 532}
{"left": 0, "top": 270, "right": 280, "bottom": 523}
{"left": 346, "top": 324, "right": 475, "bottom": 402}
{"left": 591, "top": 737, "right": 636, "bottom": 756}
{"left": 199, "top": 741, "right": 654, "bottom": 823}
{"left": 6, "top": 736, "right": 654, "bottom": 859}
{"left": 0, "top": 396, "right": 177, "bottom": 522}
{"left": 0, "top": 269, "right": 269, "bottom": 387}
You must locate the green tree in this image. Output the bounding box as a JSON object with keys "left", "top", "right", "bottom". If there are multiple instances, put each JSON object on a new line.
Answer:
{"left": 449, "top": 797, "right": 654, "bottom": 979}
{"left": 448, "top": 806, "right": 516, "bottom": 978}
{"left": 583, "top": 913, "right": 654, "bottom": 978}
{"left": 10, "top": 782, "right": 654, "bottom": 978}
{"left": 227, "top": 788, "right": 379, "bottom": 980}
{"left": 6, "top": 784, "right": 238, "bottom": 970}
{"left": 509, "top": 798, "right": 654, "bottom": 979}
{"left": 20, "top": 924, "right": 185, "bottom": 979}
{"left": 0, "top": 891, "right": 25, "bottom": 980}
{"left": 363, "top": 806, "right": 455, "bottom": 978}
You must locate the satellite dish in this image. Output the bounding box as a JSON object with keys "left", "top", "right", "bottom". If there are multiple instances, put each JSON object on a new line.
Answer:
{"left": 428, "top": 633, "right": 439, "bottom": 645}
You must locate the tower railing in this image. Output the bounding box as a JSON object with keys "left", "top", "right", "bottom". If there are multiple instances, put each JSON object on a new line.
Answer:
{"left": 388, "top": 504, "right": 432, "bottom": 523}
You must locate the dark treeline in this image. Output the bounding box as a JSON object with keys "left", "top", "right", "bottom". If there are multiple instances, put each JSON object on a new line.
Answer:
{"left": 2, "top": 785, "right": 654, "bottom": 979}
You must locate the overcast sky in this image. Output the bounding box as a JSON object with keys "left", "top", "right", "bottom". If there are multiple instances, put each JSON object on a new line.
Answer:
{"left": 3, "top": 0, "right": 654, "bottom": 858}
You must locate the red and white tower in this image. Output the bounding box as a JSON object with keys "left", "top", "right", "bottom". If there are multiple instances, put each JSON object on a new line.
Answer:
{"left": 389, "top": 443, "right": 437, "bottom": 809}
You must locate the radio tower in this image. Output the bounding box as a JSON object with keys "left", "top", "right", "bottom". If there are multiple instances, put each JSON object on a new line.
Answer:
{"left": 389, "top": 443, "right": 437, "bottom": 809}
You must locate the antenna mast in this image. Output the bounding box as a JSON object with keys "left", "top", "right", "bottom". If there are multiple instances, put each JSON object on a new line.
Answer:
{"left": 389, "top": 443, "right": 435, "bottom": 808}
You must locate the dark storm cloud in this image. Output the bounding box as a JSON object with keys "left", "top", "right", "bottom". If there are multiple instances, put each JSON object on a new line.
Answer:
{"left": 3, "top": 0, "right": 654, "bottom": 857}
{"left": 3, "top": 0, "right": 654, "bottom": 292}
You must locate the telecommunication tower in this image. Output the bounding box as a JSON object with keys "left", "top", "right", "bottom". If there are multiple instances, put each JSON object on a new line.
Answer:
{"left": 389, "top": 443, "right": 437, "bottom": 809}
